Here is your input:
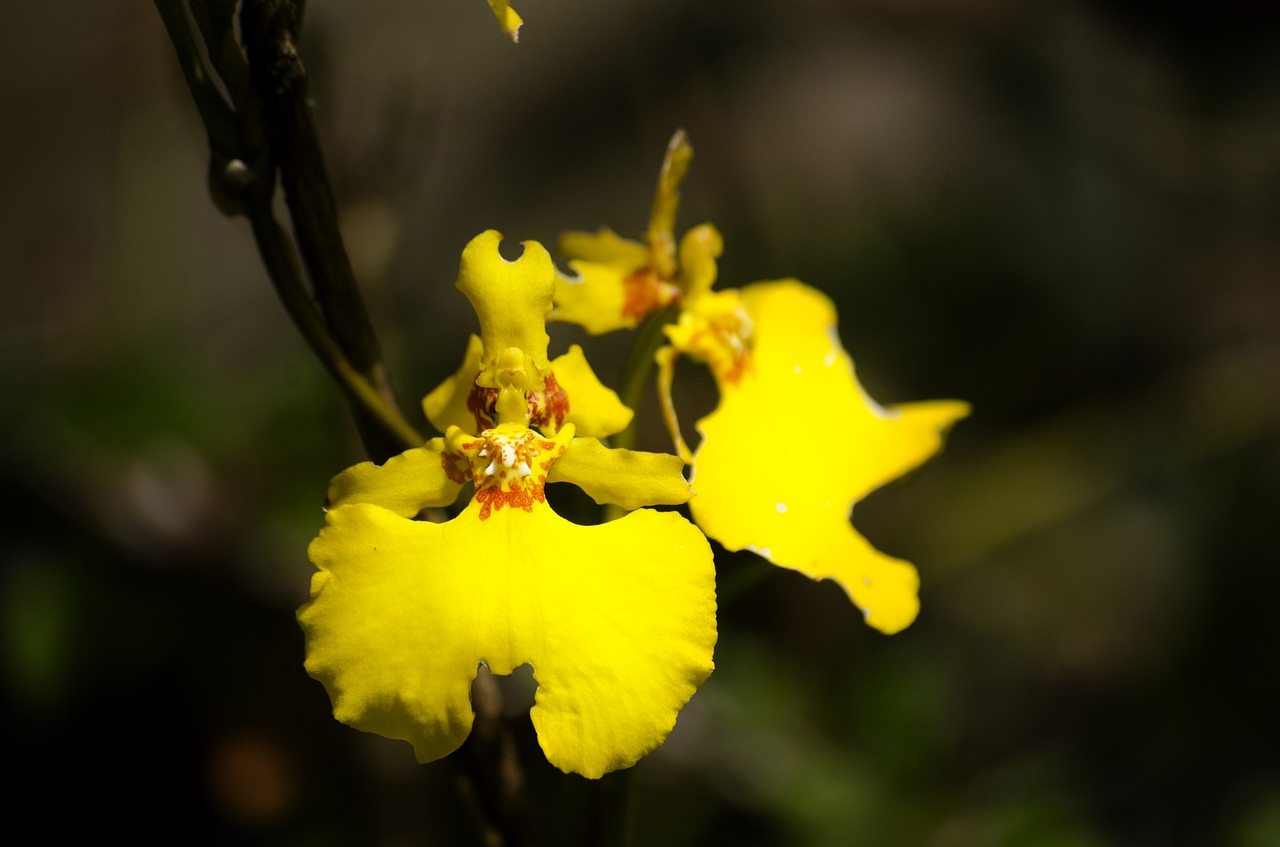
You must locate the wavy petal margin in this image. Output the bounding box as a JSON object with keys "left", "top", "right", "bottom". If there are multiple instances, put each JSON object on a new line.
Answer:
{"left": 302, "top": 500, "right": 716, "bottom": 777}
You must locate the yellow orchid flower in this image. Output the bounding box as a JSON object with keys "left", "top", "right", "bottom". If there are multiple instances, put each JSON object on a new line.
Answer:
{"left": 301, "top": 231, "right": 717, "bottom": 778}
{"left": 486, "top": 0, "right": 523, "bottom": 42}
{"left": 554, "top": 134, "right": 968, "bottom": 634}
{"left": 554, "top": 131, "right": 705, "bottom": 334}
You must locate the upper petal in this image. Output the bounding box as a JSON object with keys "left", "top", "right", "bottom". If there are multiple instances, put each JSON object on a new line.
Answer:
{"left": 301, "top": 498, "right": 716, "bottom": 777}
{"left": 644, "top": 130, "right": 693, "bottom": 281}
{"left": 458, "top": 230, "right": 554, "bottom": 385}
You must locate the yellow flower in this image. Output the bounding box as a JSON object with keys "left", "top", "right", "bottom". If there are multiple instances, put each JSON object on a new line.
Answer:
{"left": 301, "top": 231, "right": 717, "bottom": 778}
{"left": 486, "top": 0, "right": 523, "bottom": 42}
{"left": 554, "top": 131, "right": 707, "bottom": 334}
{"left": 555, "top": 134, "right": 968, "bottom": 634}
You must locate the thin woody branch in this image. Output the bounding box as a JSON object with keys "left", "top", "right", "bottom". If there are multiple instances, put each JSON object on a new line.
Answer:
{"left": 238, "top": 0, "right": 407, "bottom": 462}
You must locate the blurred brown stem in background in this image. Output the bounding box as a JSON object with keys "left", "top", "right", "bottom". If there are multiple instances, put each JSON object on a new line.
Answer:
{"left": 154, "top": 1, "right": 534, "bottom": 843}
{"left": 155, "top": 0, "right": 420, "bottom": 461}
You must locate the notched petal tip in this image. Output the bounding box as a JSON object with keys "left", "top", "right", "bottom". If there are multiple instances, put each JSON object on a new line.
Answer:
{"left": 457, "top": 230, "right": 555, "bottom": 379}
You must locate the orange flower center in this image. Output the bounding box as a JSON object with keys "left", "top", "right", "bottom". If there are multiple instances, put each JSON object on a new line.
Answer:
{"left": 446, "top": 427, "right": 564, "bottom": 520}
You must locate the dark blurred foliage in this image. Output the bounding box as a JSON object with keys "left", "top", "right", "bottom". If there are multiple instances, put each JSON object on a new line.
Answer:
{"left": 3, "top": 1, "right": 1280, "bottom": 844}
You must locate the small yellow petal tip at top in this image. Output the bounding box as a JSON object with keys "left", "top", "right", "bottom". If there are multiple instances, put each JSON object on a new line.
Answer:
{"left": 486, "top": 0, "right": 523, "bottom": 42}
{"left": 554, "top": 133, "right": 969, "bottom": 635}
{"left": 301, "top": 231, "right": 716, "bottom": 778}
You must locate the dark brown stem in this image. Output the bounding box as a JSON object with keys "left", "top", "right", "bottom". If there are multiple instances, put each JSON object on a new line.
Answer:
{"left": 460, "top": 673, "right": 537, "bottom": 847}
{"left": 242, "top": 200, "right": 425, "bottom": 452}
{"left": 239, "top": 0, "right": 404, "bottom": 461}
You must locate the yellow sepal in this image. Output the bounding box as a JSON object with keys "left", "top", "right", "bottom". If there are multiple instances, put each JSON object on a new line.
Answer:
{"left": 558, "top": 228, "right": 651, "bottom": 268}
{"left": 423, "top": 334, "right": 484, "bottom": 436}
{"left": 549, "top": 345, "right": 633, "bottom": 437}
{"left": 327, "top": 438, "right": 464, "bottom": 517}
{"left": 646, "top": 130, "right": 693, "bottom": 280}
{"left": 548, "top": 437, "right": 692, "bottom": 510}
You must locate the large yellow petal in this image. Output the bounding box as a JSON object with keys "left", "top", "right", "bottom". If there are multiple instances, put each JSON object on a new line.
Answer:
{"left": 301, "top": 499, "right": 716, "bottom": 778}
{"left": 687, "top": 280, "right": 968, "bottom": 633}
{"left": 737, "top": 281, "right": 969, "bottom": 502}
{"left": 548, "top": 437, "right": 692, "bottom": 510}
{"left": 327, "top": 438, "right": 464, "bottom": 517}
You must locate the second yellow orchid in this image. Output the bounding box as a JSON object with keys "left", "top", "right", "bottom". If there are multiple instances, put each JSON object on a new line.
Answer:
{"left": 554, "top": 133, "right": 968, "bottom": 634}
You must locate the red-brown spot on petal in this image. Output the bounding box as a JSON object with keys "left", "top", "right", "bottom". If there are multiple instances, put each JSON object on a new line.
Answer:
{"left": 474, "top": 480, "right": 546, "bottom": 521}
{"left": 529, "top": 371, "right": 569, "bottom": 432}
{"left": 466, "top": 383, "right": 499, "bottom": 432}
{"left": 441, "top": 451, "right": 470, "bottom": 486}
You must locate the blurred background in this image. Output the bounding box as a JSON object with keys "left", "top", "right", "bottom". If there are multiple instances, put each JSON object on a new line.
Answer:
{"left": 3, "top": 1, "right": 1279, "bottom": 844}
